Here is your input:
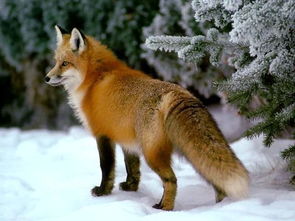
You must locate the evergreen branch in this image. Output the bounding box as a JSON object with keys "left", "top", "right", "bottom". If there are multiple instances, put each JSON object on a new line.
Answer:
{"left": 281, "top": 145, "right": 295, "bottom": 160}
{"left": 245, "top": 103, "right": 269, "bottom": 119}
{"left": 275, "top": 104, "right": 295, "bottom": 126}
{"left": 227, "top": 90, "right": 253, "bottom": 108}
{"left": 192, "top": 0, "right": 233, "bottom": 28}
{"left": 145, "top": 35, "right": 191, "bottom": 52}
{"left": 146, "top": 31, "right": 248, "bottom": 66}
{"left": 244, "top": 122, "right": 267, "bottom": 139}
{"left": 178, "top": 44, "right": 205, "bottom": 62}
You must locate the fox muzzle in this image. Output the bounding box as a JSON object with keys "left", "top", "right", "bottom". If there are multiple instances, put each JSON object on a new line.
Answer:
{"left": 44, "top": 74, "right": 64, "bottom": 87}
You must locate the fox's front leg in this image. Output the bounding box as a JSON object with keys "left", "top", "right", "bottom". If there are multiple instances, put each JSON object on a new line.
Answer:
{"left": 91, "top": 136, "right": 115, "bottom": 196}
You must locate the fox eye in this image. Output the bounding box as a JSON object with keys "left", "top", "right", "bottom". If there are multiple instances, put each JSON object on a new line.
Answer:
{"left": 61, "top": 61, "right": 69, "bottom": 67}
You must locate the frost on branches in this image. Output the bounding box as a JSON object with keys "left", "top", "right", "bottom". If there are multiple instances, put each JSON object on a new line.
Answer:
{"left": 146, "top": 0, "right": 295, "bottom": 179}
{"left": 142, "top": 0, "right": 231, "bottom": 98}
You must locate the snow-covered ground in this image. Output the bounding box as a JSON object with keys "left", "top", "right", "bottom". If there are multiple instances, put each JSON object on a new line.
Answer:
{"left": 0, "top": 127, "right": 294, "bottom": 221}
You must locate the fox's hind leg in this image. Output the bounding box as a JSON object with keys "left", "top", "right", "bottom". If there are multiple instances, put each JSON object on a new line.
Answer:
{"left": 140, "top": 119, "right": 176, "bottom": 210}
{"left": 143, "top": 143, "right": 176, "bottom": 211}
{"left": 120, "top": 150, "right": 140, "bottom": 191}
{"left": 92, "top": 136, "right": 115, "bottom": 196}
{"left": 136, "top": 99, "right": 177, "bottom": 210}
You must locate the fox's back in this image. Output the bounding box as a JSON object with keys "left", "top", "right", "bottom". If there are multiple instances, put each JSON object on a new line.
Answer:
{"left": 81, "top": 67, "right": 195, "bottom": 142}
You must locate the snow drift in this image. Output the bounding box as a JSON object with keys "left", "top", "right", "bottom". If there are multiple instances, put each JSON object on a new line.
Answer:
{"left": 0, "top": 127, "right": 294, "bottom": 221}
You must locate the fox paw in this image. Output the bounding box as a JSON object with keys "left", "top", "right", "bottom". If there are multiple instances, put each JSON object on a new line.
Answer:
{"left": 152, "top": 203, "right": 163, "bottom": 209}
{"left": 119, "top": 181, "right": 138, "bottom": 192}
{"left": 152, "top": 202, "right": 173, "bottom": 211}
{"left": 91, "top": 186, "right": 112, "bottom": 197}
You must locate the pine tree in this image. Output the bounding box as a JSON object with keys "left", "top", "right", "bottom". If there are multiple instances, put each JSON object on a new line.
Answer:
{"left": 142, "top": 0, "right": 232, "bottom": 98}
{"left": 145, "top": 0, "right": 295, "bottom": 179}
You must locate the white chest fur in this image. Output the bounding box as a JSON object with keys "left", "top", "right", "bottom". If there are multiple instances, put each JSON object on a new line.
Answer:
{"left": 62, "top": 68, "right": 89, "bottom": 129}
{"left": 67, "top": 90, "right": 89, "bottom": 129}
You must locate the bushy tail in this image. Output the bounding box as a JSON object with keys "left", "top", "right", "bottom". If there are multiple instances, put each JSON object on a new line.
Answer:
{"left": 163, "top": 93, "right": 249, "bottom": 199}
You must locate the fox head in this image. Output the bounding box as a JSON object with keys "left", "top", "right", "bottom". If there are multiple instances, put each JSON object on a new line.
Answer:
{"left": 45, "top": 25, "right": 89, "bottom": 90}
{"left": 46, "top": 25, "right": 122, "bottom": 92}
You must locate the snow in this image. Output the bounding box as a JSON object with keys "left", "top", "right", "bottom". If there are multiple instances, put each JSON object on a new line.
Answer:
{"left": 1, "top": 127, "right": 295, "bottom": 221}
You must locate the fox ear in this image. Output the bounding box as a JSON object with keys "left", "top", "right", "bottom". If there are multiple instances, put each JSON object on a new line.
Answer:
{"left": 55, "top": 25, "right": 66, "bottom": 47}
{"left": 70, "top": 28, "right": 86, "bottom": 53}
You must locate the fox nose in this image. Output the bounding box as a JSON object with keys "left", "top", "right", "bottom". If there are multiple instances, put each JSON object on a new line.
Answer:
{"left": 44, "top": 76, "right": 50, "bottom": 83}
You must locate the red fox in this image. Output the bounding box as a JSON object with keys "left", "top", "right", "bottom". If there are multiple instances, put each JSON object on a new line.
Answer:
{"left": 45, "top": 26, "right": 249, "bottom": 210}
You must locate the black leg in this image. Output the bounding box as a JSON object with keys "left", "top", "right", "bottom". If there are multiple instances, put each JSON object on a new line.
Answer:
{"left": 91, "top": 136, "right": 115, "bottom": 196}
{"left": 119, "top": 150, "right": 140, "bottom": 191}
